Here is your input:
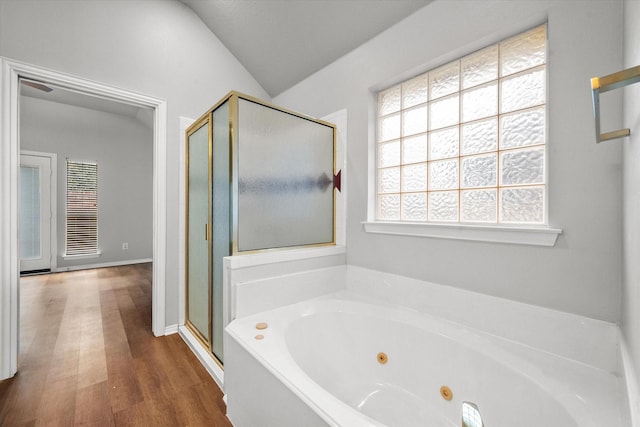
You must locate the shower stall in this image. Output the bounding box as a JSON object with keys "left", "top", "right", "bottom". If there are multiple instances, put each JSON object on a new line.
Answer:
{"left": 184, "top": 91, "right": 338, "bottom": 364}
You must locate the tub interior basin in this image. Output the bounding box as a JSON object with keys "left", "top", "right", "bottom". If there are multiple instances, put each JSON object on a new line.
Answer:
{"left": 285, "top": 309, "right": 579, "bottom": 427}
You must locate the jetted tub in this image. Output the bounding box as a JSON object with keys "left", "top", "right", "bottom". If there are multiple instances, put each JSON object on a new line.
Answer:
{"left": 224, "top": 292, "right": 621, "bottom": 427}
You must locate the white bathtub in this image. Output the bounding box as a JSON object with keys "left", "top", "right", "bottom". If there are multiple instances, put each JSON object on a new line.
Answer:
{"left": 225, "top": 291, "right": 622, "bottom": 427}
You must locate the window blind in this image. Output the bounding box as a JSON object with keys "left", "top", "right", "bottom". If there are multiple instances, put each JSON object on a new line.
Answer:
{"left": 66, "top": 160, "right": 98, "bottom": 255}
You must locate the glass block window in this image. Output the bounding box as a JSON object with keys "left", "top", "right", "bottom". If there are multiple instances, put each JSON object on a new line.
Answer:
{"left": 376, "top": 25, "right": 546, "bottom": 224}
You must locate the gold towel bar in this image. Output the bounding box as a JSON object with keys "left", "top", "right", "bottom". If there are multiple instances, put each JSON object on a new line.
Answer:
{"left": 591, "top": 65, "right": 640, "bottom": 143}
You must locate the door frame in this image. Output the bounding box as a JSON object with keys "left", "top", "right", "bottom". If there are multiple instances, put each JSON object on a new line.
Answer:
{"left": 0, "top": 57, "right": 168, "bottom": 379}
{"left": 19, "top": 150, "right": 57, "bottom": 273}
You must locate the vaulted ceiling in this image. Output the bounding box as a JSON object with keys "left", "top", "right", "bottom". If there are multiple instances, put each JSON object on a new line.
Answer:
{"left": 20, "top": 0, "right": 431, "bottom": 117}
{"left": 180, "top": 0, "right": 431, "bottom": 97}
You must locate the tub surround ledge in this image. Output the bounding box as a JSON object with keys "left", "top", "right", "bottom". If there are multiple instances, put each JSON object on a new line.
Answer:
{"left": 345, "top": 265, "right": 618, "bottom": 373}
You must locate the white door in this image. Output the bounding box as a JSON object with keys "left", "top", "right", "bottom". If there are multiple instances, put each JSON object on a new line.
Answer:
{"left": 19, "top": 154, "right": 53, "bottom": 272}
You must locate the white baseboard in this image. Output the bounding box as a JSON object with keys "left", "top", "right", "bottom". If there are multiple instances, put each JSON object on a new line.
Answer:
{"left": 178, "top": 325, "right": 224, "bottom": 388}
{"left": 53, "top": 258, "right": 152, "bottom": 272}
{"left": 164, "top": 324, "right": 179, "bottom": 335}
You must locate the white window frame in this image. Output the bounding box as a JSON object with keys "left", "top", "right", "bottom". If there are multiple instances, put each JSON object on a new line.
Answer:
{"left": 64, "top": 159, "right": 100, "bottom": 259}
{"left": 364, "top": 24, "right": 562, "bottom": 247}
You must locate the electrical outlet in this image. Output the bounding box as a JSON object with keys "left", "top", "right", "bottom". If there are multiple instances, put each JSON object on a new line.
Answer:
{"left": 122, "top": 243, "right": 129, "bottom": 250}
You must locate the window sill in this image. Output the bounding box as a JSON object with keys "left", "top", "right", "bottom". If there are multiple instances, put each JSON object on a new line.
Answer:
{"left": 62, "top": 252, "right": 101, "bottom": 261}
{"left": 362, "top": 221, "right": 562, "bottom": 247}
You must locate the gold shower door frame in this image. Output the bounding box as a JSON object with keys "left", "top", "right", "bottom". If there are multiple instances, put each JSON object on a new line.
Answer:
{"left": 227, "top": 91, "right": 337, "bottom": 254}
{"left": 184, "top": 115, "right": 214, "bottom": 358}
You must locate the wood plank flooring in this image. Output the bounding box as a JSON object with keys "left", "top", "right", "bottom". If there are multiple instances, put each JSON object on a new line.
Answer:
{"left": 0, "top": 263, "right": 232, "bottom": 427}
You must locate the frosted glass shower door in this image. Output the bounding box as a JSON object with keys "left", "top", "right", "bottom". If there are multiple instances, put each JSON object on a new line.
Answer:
{"left": 236, "top": 98, "right": 335, "bottom": 252}
{"left": 211, "top": 101, "right": 230, "bottom": 363}
{"left": 186, "top": 119, "right": 211, "bottom": 345}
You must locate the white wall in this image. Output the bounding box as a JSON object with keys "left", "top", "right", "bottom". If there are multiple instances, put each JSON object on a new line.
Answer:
{"left": 275, "top": 0, "right": 624, "bottom": 322}
{"left": 0, "top": 0, "right": 269, "bottom": 326}
{"left": 20, "top": 96, "right": 153, "bottom": 269}
{"left": 622, "top": 0, "right": 640, "bottom": 416}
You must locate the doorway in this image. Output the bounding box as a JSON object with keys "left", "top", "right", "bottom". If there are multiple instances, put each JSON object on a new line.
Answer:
{"left": 0, "top": 58, "right": 168, "bottom": 380}
{"left": 19, "top": 151, "right": 56, "bottom": 274}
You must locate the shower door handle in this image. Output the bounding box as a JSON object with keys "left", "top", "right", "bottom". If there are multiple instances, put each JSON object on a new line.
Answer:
{"left": 205, "top": 223, "right": 209, "bottom": 241}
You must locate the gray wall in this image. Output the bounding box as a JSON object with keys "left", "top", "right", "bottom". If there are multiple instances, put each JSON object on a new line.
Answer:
{"left": 2, "top": 0, "right": 629, "bottom": 329}
{"left": 20, "top": 96, "right": 153, "bottom": 269}
{"left": 622, "top": 0, "right": 640, "bottom": 402}
{"left": 0, "top": 0, "right": 269, "bottom": 327}
{"left": 274, "top": 0, "right": 624, "bottom": 322}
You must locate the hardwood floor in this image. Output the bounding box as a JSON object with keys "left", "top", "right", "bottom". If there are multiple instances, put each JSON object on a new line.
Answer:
{"left": 0, "top": 263, "right": 232, "bottom": 427}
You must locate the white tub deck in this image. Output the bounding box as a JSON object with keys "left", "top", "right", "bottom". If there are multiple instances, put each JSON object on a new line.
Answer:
{"left": 225, "top": 288, "right": 623, "bottom": 427}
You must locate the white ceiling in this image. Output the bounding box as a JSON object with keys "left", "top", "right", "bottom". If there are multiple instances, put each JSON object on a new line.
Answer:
{"left": 180, "top": 0, "right": 432, "bottom": 97}
{"left": 21, "top": 81, "right": 139, "bottom": 117}
{"left": 20, "top": 79, "right": 154, "bottom": 128}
